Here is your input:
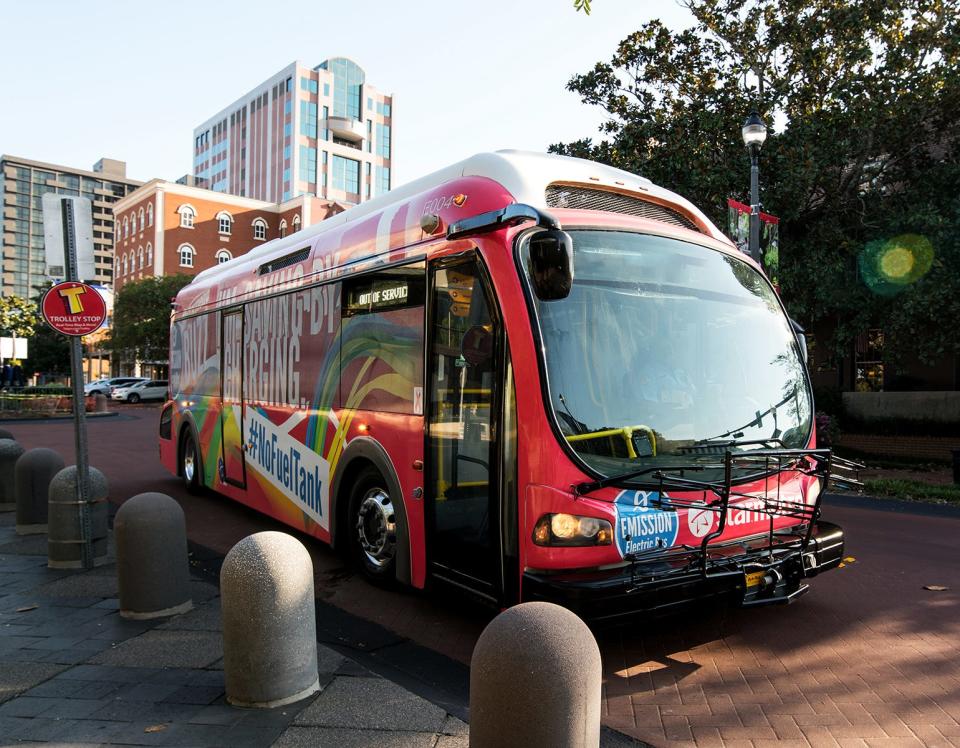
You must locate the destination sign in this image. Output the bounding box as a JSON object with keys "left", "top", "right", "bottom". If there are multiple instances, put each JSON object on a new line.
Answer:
{"left": 344, "top": 270, "right": 424, "bottom": 315}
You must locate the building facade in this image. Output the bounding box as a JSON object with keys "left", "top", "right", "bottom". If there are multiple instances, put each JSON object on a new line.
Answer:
{"left": 1, "top": 156, "right": 141, "bottom": 299}
{"left": 112, "top": 179, "right": 342, "bottom": 292}
{"left": 192, "top": 58, "right": 392, "bottom": 205}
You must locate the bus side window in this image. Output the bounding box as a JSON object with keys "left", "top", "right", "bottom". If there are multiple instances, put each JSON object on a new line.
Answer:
{"left": 340, "top": 262, "right": 425, "bottom": 414}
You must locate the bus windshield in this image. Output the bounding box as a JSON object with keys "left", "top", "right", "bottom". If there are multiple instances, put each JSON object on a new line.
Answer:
{"left": 521, "top": 230, "right": 812, "bottom": 482}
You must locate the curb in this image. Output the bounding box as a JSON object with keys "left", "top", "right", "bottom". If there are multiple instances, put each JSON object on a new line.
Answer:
{"left": 0, "top": 410, "right": 120, "bottom": 423}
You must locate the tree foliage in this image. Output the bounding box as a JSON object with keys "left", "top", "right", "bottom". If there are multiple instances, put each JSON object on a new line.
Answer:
{"left": 26, "top": 283, "right": 70, "bottom": 375}
{"left": 552, "top": 0, "right": 960, "bottom": 366}
{"left": 109, "top": 275, "right": 193, "bottom": 364}
{"left": 0, "top": 295, "right": 37, "bottom": 338}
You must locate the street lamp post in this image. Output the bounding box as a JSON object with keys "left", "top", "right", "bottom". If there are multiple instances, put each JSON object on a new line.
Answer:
{"left": 741, "top": 112, "right": 767, "bottom": 262}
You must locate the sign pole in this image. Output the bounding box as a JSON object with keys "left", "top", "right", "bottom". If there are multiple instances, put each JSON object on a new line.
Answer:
{"left": 61, "top": 199, "right": 94, "bottom": 570}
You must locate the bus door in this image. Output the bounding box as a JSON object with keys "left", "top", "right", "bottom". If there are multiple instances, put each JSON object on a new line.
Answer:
{"left": 220, "top": 308, "right": 246, "bottom": 487}
{"left": 426, "top": 256, "right": 504, "bottom": 602}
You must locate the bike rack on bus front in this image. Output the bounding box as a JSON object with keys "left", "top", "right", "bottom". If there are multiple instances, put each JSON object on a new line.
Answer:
{"left": 619, "top": 448, "right": 862, "bottom": 581}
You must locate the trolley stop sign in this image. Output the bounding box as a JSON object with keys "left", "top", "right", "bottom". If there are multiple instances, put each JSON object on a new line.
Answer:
{"left": 42, "top": 281, "right": 107, "bottom": 337}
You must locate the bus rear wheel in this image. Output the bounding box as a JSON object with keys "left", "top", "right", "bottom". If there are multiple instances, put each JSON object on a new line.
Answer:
{"left": 180, "top": 429, "right": 202, "bottom": 494}
{"left": 348, "top": 467, "right": 397, "bottom": 585}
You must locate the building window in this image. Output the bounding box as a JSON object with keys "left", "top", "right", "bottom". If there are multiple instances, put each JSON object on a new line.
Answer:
{"left": 279, "top": 219, "right": 287, "bottom": 238}
{"left": 292, "top": 214, "right": 301, "bottom": 232}
{"left": 178, "top": 204, "right": 196, "bottom": 228}
{"left": 332, "top": 155, "right": 360, "bottom": 194}
{"left": 146, "top": 243, "right": 153, "bottom": 266}
{"left": 217, "top": 211, "right": 233, "bottom": 235}
{"left": 138, "top": 208, "right": 145, "bottom": 232}
{"left": 123, "top": 217, "right": 129, "bottom": 238}
{"left": 138, "top": 247, "right": 144, "bottom": 270}
{"left": 377, "top": 165, "right": 391, "bottom": 195}
{"left": 122, "top": 253, "right": 128, "bottom": 275}
{"left": 299, "top": 146, "right": 317, "bottom": 184}
{"left": 147, "top": 204, "right": 154, "bottom": 227}
{"left": 854, "top": 329, "right": 884, "bottom": 391}
{"left": 179, "top": 244, "right": 195, "bottom": 267}
{"left": 216, "top": 249, "right": 232, "bottom": 264}
{"left": 300, "top": 101, "right": 318, "bottom": 138}
{"left": 252, "top": 218, "right": 267, "bottom": 241}
{"left": 377, "top": 123, "right": 391, "bottom": 159}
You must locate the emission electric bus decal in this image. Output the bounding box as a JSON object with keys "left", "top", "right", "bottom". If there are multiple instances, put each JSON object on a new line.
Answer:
{"left": 614, "top": 490, "right": 679, "bottom": 556}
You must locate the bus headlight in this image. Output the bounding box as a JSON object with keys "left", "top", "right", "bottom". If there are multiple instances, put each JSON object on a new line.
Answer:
{"left": 533, "top": 513, "right": 613, "bottom": 547}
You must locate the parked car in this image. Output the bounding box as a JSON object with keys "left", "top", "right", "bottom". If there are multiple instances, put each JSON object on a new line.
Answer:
{"left": 111, "top": 380, "right": 168, "bottom": 403}
{"left": 85, "top": 377, "right": 147, "bottom": 396}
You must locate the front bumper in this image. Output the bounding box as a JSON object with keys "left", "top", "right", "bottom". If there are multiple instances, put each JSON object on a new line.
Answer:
{"left": 523, "top": 521, "right": 844, "bottom": 624}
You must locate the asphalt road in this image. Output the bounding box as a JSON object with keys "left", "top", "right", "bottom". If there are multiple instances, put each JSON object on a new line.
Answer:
{"left": 6, "top": 406, "right": 960, "bottom": 747}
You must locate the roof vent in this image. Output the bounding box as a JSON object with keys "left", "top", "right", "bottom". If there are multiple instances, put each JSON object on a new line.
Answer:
{"left": 545, "top": 185, "right": 699, "bottom": 232}
{"left": 257, "top": 247, "right": 310, "bottom": 275}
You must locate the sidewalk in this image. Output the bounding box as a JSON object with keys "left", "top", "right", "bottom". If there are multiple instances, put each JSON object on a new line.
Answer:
{"left": 0, "top": 513, "right": 468, "bottom": 747}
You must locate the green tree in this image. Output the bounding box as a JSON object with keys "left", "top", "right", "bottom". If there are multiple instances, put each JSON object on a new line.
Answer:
{"left": 552, "top": 0, "right": 960, "bottom": 366}
{"left": 109, "top": 275, "right": 193, "bottom": 367}
{"left": 25, "top": 283, "right": 70, "bottom": 376}
{"left": 0, "top": 295, "right": 37, "bottom": 338}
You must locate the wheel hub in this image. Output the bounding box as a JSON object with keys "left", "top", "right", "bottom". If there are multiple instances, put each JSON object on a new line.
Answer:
{"left": 183, "top": 449, "right": 195, "bottom": 482}
{"left": 356, "top": 488, "right": 396, "bottom": 568}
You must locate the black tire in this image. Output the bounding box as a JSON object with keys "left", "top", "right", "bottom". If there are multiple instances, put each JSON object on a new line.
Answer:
{"left": 180, "top": 429, "right": 202, "bottom": 494}
{"left": 347, "top": 467, "right": 397, "bottom": 585}
{"left": 128, "top": 393, "right": 141, "bottom": 404}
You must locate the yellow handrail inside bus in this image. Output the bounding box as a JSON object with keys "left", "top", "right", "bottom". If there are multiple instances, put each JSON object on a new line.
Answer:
{"left": 566, "top": 424, "right": 657, "bottom": 458}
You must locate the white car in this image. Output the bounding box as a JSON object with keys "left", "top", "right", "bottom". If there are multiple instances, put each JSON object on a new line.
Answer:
{"left": 85, "top": 377, "right": 147, "bottom": 396}
{"left": 111, "top": 379, "right": 168, "bottom": 403}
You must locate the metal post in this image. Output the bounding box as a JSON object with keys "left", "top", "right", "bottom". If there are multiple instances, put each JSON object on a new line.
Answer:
{"left": 61, "top": 199, "right": 93, "bottom": 570}
{"left": 749, "top": 147, "right": 761, "bottom": 262}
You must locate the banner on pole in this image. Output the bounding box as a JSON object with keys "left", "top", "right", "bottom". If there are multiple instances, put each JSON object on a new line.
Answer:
{"left": 726, "top": 199, "right": 780, "bottom": 285}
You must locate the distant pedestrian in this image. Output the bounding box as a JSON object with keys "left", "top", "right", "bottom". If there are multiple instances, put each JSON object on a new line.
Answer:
{"left": 0, "top": 364, "right": 11, "bottom": 390}
{"left": 11, "top": 363, "right": 24, "bottom": 388}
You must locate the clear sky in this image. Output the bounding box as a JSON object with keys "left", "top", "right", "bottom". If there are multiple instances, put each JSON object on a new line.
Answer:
{"left": 0, "top": 0, "right": 696, "bottom": 188}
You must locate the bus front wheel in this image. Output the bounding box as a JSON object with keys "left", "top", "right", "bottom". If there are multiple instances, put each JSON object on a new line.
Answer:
{"left": 180, "top": 429, "right": 202, "bottom": 494}
{"left": 348, "top": 467, "right": 397, "bottom": 584}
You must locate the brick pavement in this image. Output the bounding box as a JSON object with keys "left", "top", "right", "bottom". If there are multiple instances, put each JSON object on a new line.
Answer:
{"left": 595, "top": 503, "right": 960, "bottom": 747}
{"left": 7, "top": 410, "right": 960, "bottom": 747}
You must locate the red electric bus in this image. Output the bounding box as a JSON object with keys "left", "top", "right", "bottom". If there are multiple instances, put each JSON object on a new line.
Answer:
{"left": 160, "top": 151, "right": 855, "bottom": 620}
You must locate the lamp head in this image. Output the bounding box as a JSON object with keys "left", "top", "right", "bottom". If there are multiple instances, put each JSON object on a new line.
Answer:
{"left": 742, "top": 111, "right": 767, "bottom": 149}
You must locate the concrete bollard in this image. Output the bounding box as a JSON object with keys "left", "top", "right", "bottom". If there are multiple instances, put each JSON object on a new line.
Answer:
{"left": 47, "top": 466, "right": 110, "bottom": 568}
{"left": 0, "top": 438, "right": 26, "bottom": 510}
{"left": 470, "top": 602, "right": 602, "bottom": 748}
{"left": 221, "top": 531, "right": 320, "bottom": 708}
{"left": 93, "top": 393, "right": 108, "bottom": 413}
{"left": 0, "top": 428, "right": 14, "bottom": 440}
{"left": 15, "top": 448, "right": 65, "bottom": 534}
{"left": 115, "top": 493, "right": 193, "bottom": 619}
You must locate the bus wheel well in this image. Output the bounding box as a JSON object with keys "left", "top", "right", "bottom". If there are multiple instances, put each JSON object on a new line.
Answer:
{"left": 333, "top": 458, "right": 375, "bottom": 553}
{"left": 330, "top": 440, "right": 411, "bottom": 587}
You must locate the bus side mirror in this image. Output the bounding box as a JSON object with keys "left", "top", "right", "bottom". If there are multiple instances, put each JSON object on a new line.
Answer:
{"left": 529, "top": 230, "right": 574, "bottom": 300}
{"left": 789, "top": 318, "right": 808, "bottom": 364}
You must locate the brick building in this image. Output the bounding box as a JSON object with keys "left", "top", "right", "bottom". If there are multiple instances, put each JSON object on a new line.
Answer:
{"left": 111, "top": 179, "right": 342, "bottom": 291}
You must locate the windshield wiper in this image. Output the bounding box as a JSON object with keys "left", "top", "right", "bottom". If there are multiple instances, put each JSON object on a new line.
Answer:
{"left": 574, "top": 463, "right": 718, "bottom": 496}
{"left": 698, "top": 388, "right": 797, "bottom": 443}
{"left": 680, "top": 437, "right": 785, "bottom": 453}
